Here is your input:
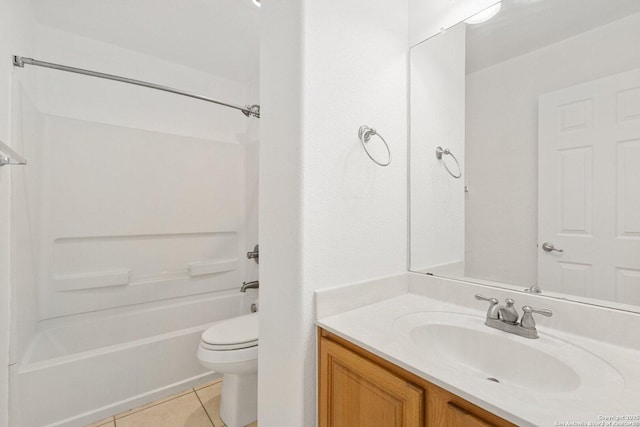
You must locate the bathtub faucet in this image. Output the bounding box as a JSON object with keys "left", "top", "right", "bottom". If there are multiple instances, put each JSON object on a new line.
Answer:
{"left": 241, "top": 281, "right": 259, "bottom": 292}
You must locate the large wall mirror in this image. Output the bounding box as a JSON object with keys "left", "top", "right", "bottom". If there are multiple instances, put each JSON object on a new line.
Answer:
{"left": 409, "top": 0, "right": 640, "bottom": 312}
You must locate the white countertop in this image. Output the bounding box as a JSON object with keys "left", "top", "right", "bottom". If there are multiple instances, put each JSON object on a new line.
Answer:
{"left": 316, "top": 273, "right": 640, "bottom": 427}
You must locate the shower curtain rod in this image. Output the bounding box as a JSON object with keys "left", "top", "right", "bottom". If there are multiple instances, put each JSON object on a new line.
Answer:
{"left": 12, "top": 56, "right": 260, "bottom": 118}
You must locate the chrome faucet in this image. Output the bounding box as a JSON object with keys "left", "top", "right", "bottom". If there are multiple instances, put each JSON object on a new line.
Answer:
{"left": 241, "top": 280, "right": 259, "bottom": 292}
{"left": 497, "top": 298, "right": 519, "bottom": 324}
{"left": 475, "top": 294, "right": 552, "bottom": 339}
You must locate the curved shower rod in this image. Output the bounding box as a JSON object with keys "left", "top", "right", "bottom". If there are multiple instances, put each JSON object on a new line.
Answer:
{"left": 13, "top": 56, "right": 260, "bottom": 118}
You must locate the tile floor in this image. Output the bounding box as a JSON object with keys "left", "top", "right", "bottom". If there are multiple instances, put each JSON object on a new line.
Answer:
{"left": 86, "top": 379, "right": 257, "bottom": 427}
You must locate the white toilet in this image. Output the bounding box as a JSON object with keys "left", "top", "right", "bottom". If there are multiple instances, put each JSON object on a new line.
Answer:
{"left": 197, "top": 312, "right": 258, "bottom": 427}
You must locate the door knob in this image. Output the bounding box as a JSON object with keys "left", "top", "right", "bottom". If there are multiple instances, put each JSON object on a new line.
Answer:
{"left": 542, "top": 242, "right": 563, "bottom": 253}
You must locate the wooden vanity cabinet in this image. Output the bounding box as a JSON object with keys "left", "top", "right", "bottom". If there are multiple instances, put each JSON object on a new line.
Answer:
{"left": 318, "top": 328, "right": 516, "bottom": 427}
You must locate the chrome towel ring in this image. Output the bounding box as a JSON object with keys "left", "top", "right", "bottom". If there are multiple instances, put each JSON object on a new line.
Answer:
{"left": 435, "top": 146, "right": 461, "bottom": 178}
{"left": 358, "top": 125, "right": 391, "bottom": 167}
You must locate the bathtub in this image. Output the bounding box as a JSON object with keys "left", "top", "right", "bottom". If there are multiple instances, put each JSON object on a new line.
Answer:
{"left": 12, "top": 290, "right": 256, "bottom": 427}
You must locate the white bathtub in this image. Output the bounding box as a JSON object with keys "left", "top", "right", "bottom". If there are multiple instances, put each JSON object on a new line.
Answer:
{"left": 12, "top": 291, "right": 255, "bottom": 427}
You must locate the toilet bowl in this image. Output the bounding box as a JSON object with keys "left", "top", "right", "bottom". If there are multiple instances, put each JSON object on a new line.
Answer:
{"left": 197, "top": 312, "right": 258, "bottom": 427}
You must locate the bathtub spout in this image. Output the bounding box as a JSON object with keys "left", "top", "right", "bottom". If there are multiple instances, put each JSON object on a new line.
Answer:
{"left": 241, "top": 281, "right": 259, "bottom": 292}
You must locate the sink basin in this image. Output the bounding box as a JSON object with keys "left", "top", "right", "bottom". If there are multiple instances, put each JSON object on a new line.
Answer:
{"left": 410, "top": 322, "right": 579, "bottom": 392}
{"left": 394, "top": 311, "right": 623, "bottom": 394}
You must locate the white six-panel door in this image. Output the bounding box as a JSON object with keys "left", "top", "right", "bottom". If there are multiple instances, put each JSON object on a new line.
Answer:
{"left": 538, "top": 68, "right": 640, "bottom": 304}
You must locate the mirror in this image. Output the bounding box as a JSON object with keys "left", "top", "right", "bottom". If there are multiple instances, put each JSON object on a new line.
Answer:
{"left": 409, "top": 0, "right": 640, "bottom": 312}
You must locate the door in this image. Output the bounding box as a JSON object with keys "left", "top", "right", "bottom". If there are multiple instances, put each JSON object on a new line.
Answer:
{"left": 538, "top": 68, "right": 640, "bottom": 303}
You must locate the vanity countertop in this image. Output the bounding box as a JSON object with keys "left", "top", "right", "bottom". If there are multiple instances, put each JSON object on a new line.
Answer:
{"left": 316, "top": 273, "right": 640, "bottom": 427}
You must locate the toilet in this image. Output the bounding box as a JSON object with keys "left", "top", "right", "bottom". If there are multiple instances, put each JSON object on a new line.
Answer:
{"left": 197, "top": 312, "right": 258, "bottom": 427}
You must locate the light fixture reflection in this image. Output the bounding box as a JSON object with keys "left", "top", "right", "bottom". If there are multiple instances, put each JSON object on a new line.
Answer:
{"left": 464, "top": 2, "right": 502, "bottom": 25}
{"left": 252, "top": 0, "right": 260, "bottom": 7}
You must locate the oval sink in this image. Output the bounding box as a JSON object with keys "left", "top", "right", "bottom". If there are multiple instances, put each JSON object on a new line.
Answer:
{"left": 394, "top": 311, "right": 623, "bottom": 394}
{"left": 410, "top": 323, "right": 579, "bottom": 393}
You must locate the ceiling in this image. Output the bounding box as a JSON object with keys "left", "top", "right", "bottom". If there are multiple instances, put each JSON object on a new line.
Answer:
{"left": 466, "top": 0, "right": 640, "bottom": 73}
{"left": 34, "top": 0, "right": 638, "bottom": 84}
{"left": 32, "top": 0, "right": 260, "bottom": 85}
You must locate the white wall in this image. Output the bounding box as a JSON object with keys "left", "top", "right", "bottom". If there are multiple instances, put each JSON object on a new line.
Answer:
{"left": 410, "top": 23, "right": 466, "bottom": 272}
{"left": 34, "top": 25, "right": 249, "bottom": 142}
{"left": 9, "top": 84, "right": 42, "bottom": 370}
{"left": 38, "top": 115, "right": 245, "bottom": 318}
{"left": 2, "top": 24, "right": 255, "bottom": 328}
{"left": 259, "top": 0, "right": 408, "bottom": 425}
{"left": 465, "top": 13, "right": 640, "bottom": 287}
{"left": 0, "top": 0, "right": 36, "bottom": 424}
{"left": 13, "top": 24, "right": 256, "bottom": 321}
{"left": 258, "top": 1, "right": 305, "bottom": 424}
{"left": 245, "top": 77, "right": 260, "bottom": 283}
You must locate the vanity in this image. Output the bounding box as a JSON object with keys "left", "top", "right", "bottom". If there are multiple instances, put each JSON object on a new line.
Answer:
{"left": 316, "top": 273, "right": 640, "bottom": 427}
{"left": 318, "top": 328, "right": 514, "bottom": 427}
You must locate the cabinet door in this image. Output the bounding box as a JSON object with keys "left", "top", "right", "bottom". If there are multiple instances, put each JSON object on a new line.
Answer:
{"left": 319, "top": 337, "right": 424, "bottom": 427}
{"left": 444, "top": 402, "right": 495, "bottom": 427}
{"left": 428, "top": 386, "right": 501, "bottom": 427}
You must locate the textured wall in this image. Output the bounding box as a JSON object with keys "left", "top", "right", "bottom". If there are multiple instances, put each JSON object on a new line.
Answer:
{"left": 259, "top": 0, "right": 408, "bottom": 425}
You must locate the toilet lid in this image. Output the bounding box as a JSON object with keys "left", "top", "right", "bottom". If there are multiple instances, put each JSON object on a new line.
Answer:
{"left": 201, "top": 312, "right": 258, "bottom": 350}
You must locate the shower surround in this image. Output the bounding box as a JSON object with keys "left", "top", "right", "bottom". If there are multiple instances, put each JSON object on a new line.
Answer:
{"left": 9, "top": 24, "right": 258, "bottom": 426}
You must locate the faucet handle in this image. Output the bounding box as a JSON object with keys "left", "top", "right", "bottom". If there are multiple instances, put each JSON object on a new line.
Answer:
{"left": 521, "top": 305, "right": 553, "bottom": 330}
{"left": 474, "top": 294, "right": 499, "bottom": 319}
{"left": 475, "top": 294, "right": 497, "bottom": 302}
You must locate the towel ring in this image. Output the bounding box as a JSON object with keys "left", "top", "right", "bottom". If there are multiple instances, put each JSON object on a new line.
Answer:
{"left": 435, "top": 146, "right": 461, "bottom": 178}
{"left": 358, "top": 125, "right": 391, "bottom": 167}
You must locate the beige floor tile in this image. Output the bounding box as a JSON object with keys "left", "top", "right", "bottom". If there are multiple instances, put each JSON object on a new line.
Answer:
{"left": 244, "top": 422, "right": 258, "bottom": 427}
{"left": 115, "top": 388, "right": 193, "bottom": 419}
{"left": 194, "top": 377, "right": 223, "bottom": 391}
{"left": 194, "top": 382, "right": 226, "bottom": 427}
{"left": 115, "top": 392, "right": 213, "bottom": 427}
{"left": 84, "top": 417, "right": 115, "bottom": 427}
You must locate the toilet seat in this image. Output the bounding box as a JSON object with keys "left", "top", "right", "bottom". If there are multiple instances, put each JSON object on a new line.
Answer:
{"left": 200, "top": 312, "right": 258, "bottom": 351}
{"left": 200, "top": 341, "right": 257, "bottom": 351}
{"left": 198, "top": 343, "right": 258, "bottom": 365}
